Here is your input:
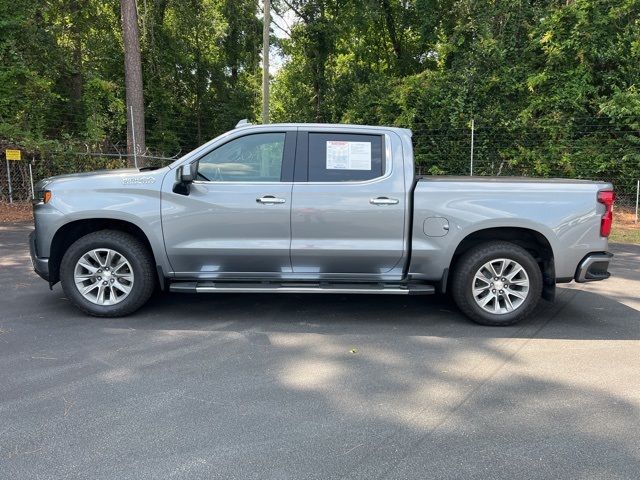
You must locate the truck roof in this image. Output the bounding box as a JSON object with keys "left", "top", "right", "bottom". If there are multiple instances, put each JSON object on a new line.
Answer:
{"left": 235, "top": 122, "right": 412, "bottom": 136}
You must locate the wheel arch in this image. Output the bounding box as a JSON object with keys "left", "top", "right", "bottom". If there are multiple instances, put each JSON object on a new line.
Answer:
{"left": 448, "top": 226, "right": 556, "bottom": 300}
{"left": 48, "top": 219, "right": 160, "bottom": 287}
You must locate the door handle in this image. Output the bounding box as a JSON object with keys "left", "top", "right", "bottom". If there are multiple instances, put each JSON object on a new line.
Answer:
{"left": 370, "top": 196, "right": 399, "bottom": 205}
{"left": 256, "top": 195, "right": 286, "bottom": 205}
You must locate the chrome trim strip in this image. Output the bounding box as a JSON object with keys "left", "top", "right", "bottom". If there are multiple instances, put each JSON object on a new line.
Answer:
{"left": 170, "top": 283, "right": 435, "bottom": 295}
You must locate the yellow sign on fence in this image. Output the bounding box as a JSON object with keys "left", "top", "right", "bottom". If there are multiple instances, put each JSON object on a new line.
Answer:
{"left": 6, "top": 149, "right": 21, "bottom": 161}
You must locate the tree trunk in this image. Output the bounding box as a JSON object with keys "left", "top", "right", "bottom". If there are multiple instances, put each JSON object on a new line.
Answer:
{"left": 120, "top": 0, "right": 146, "bottom": 167}
{"left": 380, "top": 0, "right": 403, "bottom": 72}
{"left": 313, "top": 65, "right": 324, "bottom": 122}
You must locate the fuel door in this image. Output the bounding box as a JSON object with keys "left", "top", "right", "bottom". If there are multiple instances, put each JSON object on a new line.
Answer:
{"left": 423, "top": 217, "right": 450, "bottom": 237}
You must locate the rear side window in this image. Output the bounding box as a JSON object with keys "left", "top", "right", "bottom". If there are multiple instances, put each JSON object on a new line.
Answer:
{"left": 308, "top": 133, "right": 384, "bottom": 182}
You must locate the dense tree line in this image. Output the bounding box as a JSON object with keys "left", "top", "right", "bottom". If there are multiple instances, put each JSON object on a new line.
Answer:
{"left": 272, "top": 0, "right": 640, "bottom": 185}
{"left": 1, "top": 0, "right": 261, "bottom": 162}
{"left": 0, "top": 0, "right": 638, "bottom": 196}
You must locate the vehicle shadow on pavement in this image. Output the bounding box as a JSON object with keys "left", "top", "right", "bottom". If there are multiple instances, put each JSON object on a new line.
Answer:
{"left": 7, "top": 276, "right": 640, "bottom": 342}
{"left": 137, "top": 284, "right": 640, "bottom": 340}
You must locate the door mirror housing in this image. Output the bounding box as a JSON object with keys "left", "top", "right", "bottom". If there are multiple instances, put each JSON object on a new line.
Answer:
{"left": 174, "top": 161, "right": 198, "bottom": 195}
{"left": 179, "top": 161, "right": 198, "bottom": 183}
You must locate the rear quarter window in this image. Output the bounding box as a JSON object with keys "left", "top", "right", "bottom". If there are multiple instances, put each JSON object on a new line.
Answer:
{"left": 308, "top": 133, "right": 384, "bottom": 182}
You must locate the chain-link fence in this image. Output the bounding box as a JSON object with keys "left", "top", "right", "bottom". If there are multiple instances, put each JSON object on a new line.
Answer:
{"left": 0, "top": 153, "right": 170, "bottom": 203}
{"left": 410, "top": 120, "right": 640, "bottom": 214}
{"left": 2, "top": 117, "right": 639, "bottom": 216}
{"left": 0, "top": 151, "right": 175, "bottom": 204}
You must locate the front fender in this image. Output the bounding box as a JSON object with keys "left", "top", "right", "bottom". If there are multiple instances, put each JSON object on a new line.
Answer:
{"left": 33, "top": 170, "right": 172, "bottom": 275}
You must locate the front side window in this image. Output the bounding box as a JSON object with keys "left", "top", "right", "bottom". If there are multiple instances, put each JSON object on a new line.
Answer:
{"left": 198, "top": 133, "right": 285, "bottom": 182}
{"left": 308, "top": 133, "right": 384, "bottom": 182}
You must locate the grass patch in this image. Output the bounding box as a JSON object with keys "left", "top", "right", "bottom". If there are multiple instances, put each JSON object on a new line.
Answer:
{"left": 611, "top": 211, "right": 640, "bottom": 244}
{"left": 610, "top": 226, "right": 640, "bottom": 244}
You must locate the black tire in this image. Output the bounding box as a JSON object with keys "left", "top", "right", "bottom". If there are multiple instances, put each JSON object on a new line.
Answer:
{"left": 451, "top": 241, "right": 543, "bottom": 326}
{"left": 60, "top": 230, "right": 156, "bottom": 317}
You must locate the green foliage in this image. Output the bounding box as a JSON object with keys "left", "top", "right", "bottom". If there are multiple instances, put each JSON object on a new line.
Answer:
{"left": 0, "top": 0, "right": 262, "bottom": 164}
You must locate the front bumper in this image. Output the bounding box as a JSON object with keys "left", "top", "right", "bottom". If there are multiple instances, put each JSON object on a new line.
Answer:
{"left": 575, "top": 252, "right": 613, "bottom": 283}
{"left": 29, "top": 231, "right": 50, "bottom": 282}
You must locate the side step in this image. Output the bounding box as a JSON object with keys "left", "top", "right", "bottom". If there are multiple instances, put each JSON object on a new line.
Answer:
{"left": 169, "top": 281, "right": 435, "bottom": 296}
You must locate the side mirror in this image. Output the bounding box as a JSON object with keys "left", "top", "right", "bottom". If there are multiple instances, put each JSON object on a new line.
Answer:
{"left": 179, "top": 161, "right": 198, "bottom": 183}
{"left": 174, "top": 161, "right": 198, "bottom": 195}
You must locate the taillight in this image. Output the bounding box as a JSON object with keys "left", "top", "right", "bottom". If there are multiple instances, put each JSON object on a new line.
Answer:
{"left": 597, "top": 190, "right": 615, "bottom": 237}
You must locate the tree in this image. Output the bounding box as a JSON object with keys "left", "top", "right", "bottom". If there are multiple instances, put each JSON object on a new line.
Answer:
{"left": 120, "top": 0, "right": 145, "bottom": 165}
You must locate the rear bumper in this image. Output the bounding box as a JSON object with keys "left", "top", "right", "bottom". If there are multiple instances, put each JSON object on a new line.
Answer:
{"left": 29, "top": 231, "right": 50, "bottom": 282}
{"left": 575, "top": 252, "right": 613, "bottom": 283}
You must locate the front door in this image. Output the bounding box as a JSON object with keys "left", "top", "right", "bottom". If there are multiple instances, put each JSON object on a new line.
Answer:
{"left": 162, "top": 130, "right": 295, "bottom": 277}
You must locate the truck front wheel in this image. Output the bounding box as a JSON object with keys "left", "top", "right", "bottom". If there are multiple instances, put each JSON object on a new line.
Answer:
{"left": 59, "top": 230, "right": 156, "bottom": 317}
{"left": 451, "top": 241, "right": 543, "bottom": 326}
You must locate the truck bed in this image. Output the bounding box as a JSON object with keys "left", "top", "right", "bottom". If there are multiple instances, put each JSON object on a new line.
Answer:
{"left": 409, "top": 175, "right": 612, "bottom": 283}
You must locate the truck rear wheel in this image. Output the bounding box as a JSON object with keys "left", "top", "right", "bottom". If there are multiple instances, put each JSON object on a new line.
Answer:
{"left": 451, "top": 241, "right": 543, "bottom": 326}
{"left": 59, "top": 230, "right": 155, "bottom": 317}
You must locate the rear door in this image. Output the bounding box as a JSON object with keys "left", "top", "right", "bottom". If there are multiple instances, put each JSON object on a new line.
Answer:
{"left": 161, "top": 128, "right": 296, "bottom": 277}
{"left": 290, "top": 128, "right": 407, "bottom": 279}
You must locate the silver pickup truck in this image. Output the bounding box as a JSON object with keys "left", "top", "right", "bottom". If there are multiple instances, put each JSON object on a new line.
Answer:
{"left": 29, "top": 122, "right": 615, "bottom": 325}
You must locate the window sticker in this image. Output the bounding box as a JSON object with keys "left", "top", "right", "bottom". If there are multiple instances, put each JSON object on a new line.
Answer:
{"left": 326, "top": 141, "right": 372, "bottom": 170}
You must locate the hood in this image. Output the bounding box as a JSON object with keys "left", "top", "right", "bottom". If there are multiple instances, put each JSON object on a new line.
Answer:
{"left": 35, "top": 168, "right": 145, "bottom": 191}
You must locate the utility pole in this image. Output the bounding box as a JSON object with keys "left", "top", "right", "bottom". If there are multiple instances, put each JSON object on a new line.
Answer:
{"left": 262, "top": 0, "right": 270, "bottom": 124}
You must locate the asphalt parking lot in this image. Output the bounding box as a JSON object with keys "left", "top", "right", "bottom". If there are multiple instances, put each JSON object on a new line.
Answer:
{"left": 1, "top": 222, "right": 639, "bottom": 479}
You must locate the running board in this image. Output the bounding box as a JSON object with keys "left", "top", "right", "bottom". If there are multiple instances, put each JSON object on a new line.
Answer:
{"left": 169, "top": 281, "right": 435, "bottom": 295}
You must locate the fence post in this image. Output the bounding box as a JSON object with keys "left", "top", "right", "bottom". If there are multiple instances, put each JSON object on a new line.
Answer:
{"left": 5, "top": 158, "right": 12, "bottom": 204}
{"left": 130, "top": 105, "right": 138, "bottom": 169}
{"left": 29, "top": 162, "right": 35, "bottom": 199}
{"left": 635, "top": 179, "right": 639, "bottom": 223}
{"left": 470, "top": 118, "right": 475, "bottom": 176}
